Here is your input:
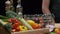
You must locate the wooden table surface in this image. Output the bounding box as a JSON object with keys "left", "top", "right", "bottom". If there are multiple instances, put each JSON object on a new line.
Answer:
{"left": 55, "top": 23, "right": 60, "bottom": 28}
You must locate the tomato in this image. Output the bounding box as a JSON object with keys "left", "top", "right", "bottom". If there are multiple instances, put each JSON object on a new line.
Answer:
{"left": 16, "top": 27, "right": 20, "bottom": 31}
{"left": 9, "top": 18, "right": 13, "bottom": 23}
{"left": 57, "top": 31, "right": 60, "bottom": 34}
{"left": 12, "top": 23, "right": 19, "bottom": 29}
{"left": 32, "top": 23, "right": 39, "bottom": 29}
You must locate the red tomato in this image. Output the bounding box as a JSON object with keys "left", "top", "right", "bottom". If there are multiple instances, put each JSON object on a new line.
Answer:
{"left": 12, "top": 23, "right": 19, "bottom": 29}
{"left": 14, "top": 20, "right": 20, "bottom": 23}
{"left": 9, "top": 18, "right": 17, "bottom": 23}
{"left": 9, "top": 18, "right": 20, "bottom": 24}
{"left": 57, "top": 31, "right": 60, "bottom": 34}
{"left": 9, "top": 19, "right": 12, "bottom": 23}
{"left": 32, "top": 23, "right": 39, "bottom": 29}
{"left": 9, "top": 18, "right": 13, "bottom": 23}
{"left": 16, "top": 27, "right": 20, "bottom": 31}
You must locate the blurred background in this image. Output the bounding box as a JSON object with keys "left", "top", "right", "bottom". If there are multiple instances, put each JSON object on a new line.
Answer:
{"left": 0, "top": 0, "right": 60, "bottom": 22}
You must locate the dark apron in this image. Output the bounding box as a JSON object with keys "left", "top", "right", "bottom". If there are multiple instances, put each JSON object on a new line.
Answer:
{"left": 50, "top": 0, "right": 60, "bottom": 22}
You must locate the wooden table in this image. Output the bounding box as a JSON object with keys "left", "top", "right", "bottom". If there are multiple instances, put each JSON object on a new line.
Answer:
{"left": 55, "top": 23, "right": 60, "bottom": 28}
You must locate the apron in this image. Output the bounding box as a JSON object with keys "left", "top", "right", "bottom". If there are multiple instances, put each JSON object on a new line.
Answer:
{"left": 50, "top": 0, "right": 60, "bottom": 22}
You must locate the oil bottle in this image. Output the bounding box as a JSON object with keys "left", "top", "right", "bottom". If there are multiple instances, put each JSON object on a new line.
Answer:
{"left": 16, "top": 0, "right": 23, "bottom": 18}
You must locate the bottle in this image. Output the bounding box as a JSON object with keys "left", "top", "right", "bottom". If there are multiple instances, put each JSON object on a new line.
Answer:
{"left": 10, "top": 0, "right": 15, "bottom": 11}
{"left": 16, "top": 0, "right": 23, "bottom": 18}
{"left": 5, "top": 0, "right": 11, "bottom": 11}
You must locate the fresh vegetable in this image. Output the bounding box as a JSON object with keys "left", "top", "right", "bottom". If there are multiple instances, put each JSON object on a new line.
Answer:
{"left": 27, "top": 20, "right": 35, "bottom": 25}
{"left": 6, "top": 11, "right": 18, "bottom": 18}
{"left": 0, "top": 15, "right": 9, "bottom": 22}
{"left": 19, "top": 26, "right": 28, "bottom": 31}
{"left": 12, "top": 23, "right": 20, "bottom": 29}
{"left": 0, "top": 15, "right": 9, "bottom": 19}
{"left": 27, "top": 20, "right": 40, "bottom": 29}
{"left": 9, "top": 18, "right": 20, "bottom": 24}
{"left": 19, "top": 18, "right": 33, "bottom": 30}
{"left": 6, "top": 11, "right": 33, "bottom": 30}
{"left": 55, "top": 28, "right": 60, "bottom": 33}
{"left": 31, "top": 23, "right": 39, "bottom": 29}
{"left": 57, "top": 31, "right": 60, "bottom": 34}
{"left": 0, "top": 19, "right": 12, "bottom": 32}
{"left": 15, "top": 26, "right": 20, "bottom": 31}
{"left": 2, "top": 19, "right": 9, "bottom": 22}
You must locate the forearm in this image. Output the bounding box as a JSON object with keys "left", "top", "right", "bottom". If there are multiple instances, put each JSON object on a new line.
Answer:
{"left": 42, "top": 8, "right": 55, "bottom": 24}
{"left": 42, "top": 7, "right": 55, "bottom": 25}
{"left": 42, "top": 7, "right": 51, "bottom": 14}
{"left": 42, "top": 0, "right": 50, "bottom": 14}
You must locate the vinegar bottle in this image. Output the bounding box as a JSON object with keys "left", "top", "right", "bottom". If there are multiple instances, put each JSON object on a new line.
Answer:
{"left": 16, "top": 0, "right": 23, "bottom": 18}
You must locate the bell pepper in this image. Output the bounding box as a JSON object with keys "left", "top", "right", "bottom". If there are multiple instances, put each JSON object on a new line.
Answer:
{"left": 32, "top": 23, "right": 40, "bottom": 29}
{"left": 57, "top": 31, "right": 60, "bottom": 34}
{"left": 15, "top": 26, "right": 20, "bottom": 31}
{"left": 19, "top": 26, "right": 28, "bottom": 31}
{"left": 55, "top": 28, "right": 60, "bottom": 33}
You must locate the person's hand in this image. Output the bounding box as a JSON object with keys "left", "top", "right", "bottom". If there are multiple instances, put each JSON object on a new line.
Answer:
{"left": 43, "top": 14, "right": 55, "bottom": 25}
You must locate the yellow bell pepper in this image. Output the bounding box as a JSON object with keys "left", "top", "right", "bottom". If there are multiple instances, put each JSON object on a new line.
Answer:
{"left": 19, "top": 26, "right": 28, "bottom": 31}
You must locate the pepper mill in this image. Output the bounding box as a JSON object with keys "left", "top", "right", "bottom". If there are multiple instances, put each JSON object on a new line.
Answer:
{"left": 10, "top": 0, "right": 15, "bottom": 11}
{"left": 5, "top": 0, "right": 11, "bottom": 11}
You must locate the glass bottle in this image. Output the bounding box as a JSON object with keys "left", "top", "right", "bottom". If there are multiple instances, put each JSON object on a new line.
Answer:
{"left": 5, "top": 0, "right": 11, "bottom": 11}
{"left": 16, "top": 0, "right": 23, "bottom": 18}
{"left": 10, "top": 0, "right": 15, "bottom": 11}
